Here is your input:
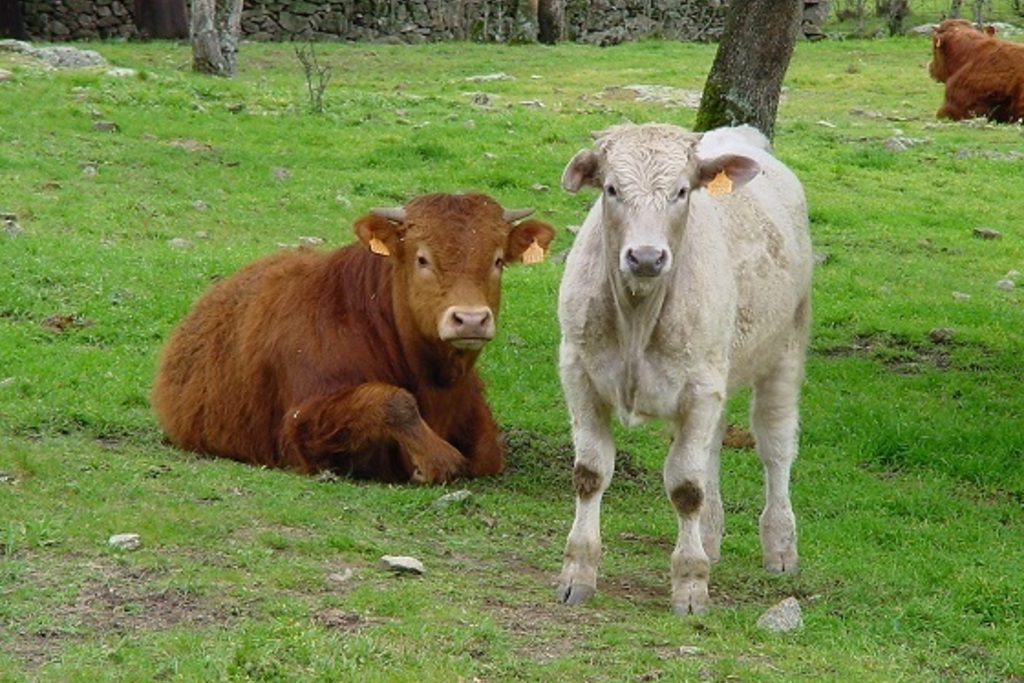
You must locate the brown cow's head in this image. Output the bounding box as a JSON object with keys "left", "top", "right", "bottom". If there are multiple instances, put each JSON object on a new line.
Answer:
{"left": 929, "top": 19, "right": 995, "bottom": 83}
{"left": 353, "top": 193, "right": 555, "bottom": 352}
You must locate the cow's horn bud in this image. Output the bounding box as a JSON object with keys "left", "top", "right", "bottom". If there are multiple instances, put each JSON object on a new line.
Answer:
{"left": 370, "top": 207, "right": 406, "bottom": 222}
{"left": 504, "top": 208, "right": 534, "bottom": 222}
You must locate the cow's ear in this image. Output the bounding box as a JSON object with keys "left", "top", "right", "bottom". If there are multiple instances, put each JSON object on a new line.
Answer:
{"left": 353, "top": 212, "right": 403, "bottom": 257}
{"left": 562, "top": 149, "right": 602, "bottom": 193}
{"left": 697, "top": 154, "right": 761, "bottom": 196}
{"left": 506, "top": 219, "right": 556, "bottom": 265}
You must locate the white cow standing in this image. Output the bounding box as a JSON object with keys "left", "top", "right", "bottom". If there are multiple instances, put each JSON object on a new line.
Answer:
{"left": 556, "top": 123, "right": 812, "bottom": 615}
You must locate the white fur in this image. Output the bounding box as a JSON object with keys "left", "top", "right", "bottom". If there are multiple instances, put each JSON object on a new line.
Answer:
{"left": 556, "top": 123, "right": 812, "bottom": 615}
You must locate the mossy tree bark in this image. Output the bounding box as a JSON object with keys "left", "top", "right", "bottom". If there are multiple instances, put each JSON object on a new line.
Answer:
{"left": 190, "top": 0, "right": 243, "bottom": 77}
{"left": 694, "top": 0, "right": 803, "bottom": 141}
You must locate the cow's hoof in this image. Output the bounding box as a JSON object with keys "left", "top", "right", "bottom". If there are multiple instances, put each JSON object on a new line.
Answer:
{"left": 671, "top": 580, "right": 710, "bottom": 616}
{"left": 556, "top": 581, "right": 596, "bottom": 606}
{"left": 671, "top": 600, "right": 709, "bottom": 617}
{"left": 764, "top": 552, "right": 799, "bottom": 574}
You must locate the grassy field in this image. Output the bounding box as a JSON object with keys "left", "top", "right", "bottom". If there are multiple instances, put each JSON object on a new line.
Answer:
{"left": 1, "top": 34, "right": 1023, "bottom": 682}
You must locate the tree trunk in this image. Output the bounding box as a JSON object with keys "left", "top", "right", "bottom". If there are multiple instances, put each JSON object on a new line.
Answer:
{"left": 136, "top": 0, "right": 189, "bottom": 39}
{"left": 694, "top": 0, "right": 803, "bottom": 141}
{"left": 191, "top": 0, "right": 244, "bottom": 77}
{"left": 0, "top": 0, "right": 26, "bottom": 39}
{"left": 537, "top": 0, "right": 564, "bottom": 44}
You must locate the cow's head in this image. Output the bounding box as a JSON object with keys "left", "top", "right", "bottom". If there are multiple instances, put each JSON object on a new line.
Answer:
{"left": 561, "top": 123, "right": 760, "bottom": 297}
{"left": 929, "top": 19, "right": 995, "bottom": 82}
{"left": 354, "top": 193, "right": 555, "bottom": 352}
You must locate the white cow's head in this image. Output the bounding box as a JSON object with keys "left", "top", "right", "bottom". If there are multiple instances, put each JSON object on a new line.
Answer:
{"left": 562, "top": 124, "right": 761, "bottom": 297}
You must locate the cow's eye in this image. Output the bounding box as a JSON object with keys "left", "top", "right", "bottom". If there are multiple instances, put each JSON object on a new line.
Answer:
{"left": 604, "top": 184, "right": 618, "bottom": 198}
{"left": 417, "top": 255, "right": 430, "bottom": 268}
{"left": 673, "top": 187, "right": 688, "bottom": 202}
{"left": 494, "top": 256, "right": 504, "bottom": 269}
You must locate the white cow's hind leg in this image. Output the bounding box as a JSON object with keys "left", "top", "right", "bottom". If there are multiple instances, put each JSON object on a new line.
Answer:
{"left": 557, "top": 365, "right": 614, "bottom": 606}
{"left": 751, "top": 349, "right": 803, "bottom": 574}
{"left": 665, "top": 383, "right": 725, "bottom": 615}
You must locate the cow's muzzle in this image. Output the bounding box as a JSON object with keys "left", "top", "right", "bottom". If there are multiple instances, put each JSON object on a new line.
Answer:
{"left": 439, "top": 306, "right": 495, "bottom": 351}
{"left": 625, "top": 246, "right": 669, "bottom": 278}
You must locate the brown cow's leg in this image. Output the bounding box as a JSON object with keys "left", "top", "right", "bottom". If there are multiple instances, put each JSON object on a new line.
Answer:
{"left": 278, "top": 383, "right": 468, "bottom": 483}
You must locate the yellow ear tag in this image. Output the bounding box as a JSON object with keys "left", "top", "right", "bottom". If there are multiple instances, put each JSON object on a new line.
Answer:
{"left": 368, "top": 237, "right": 391, "bottom": 256}
{"left": 707, "top": 170, "right": 733, "bottom": 197}
{"left": 522, "top": 239, "right": 545, "bottom": 265}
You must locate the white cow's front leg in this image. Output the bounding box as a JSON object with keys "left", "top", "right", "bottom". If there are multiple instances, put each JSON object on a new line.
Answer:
{"left": 700, "top": 414, "right": 727, "bottom": 563}
{"left": 665, "top": 382, "right": 725, "bottom": 615}
{"left": 557, "top": 354, "right": 614, "bottom": 606}
{"left": 751, "top": 351, "right": 803, "bottom": 574}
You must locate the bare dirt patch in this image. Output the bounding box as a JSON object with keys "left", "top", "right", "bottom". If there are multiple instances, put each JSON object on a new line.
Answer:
{"left": 7, "top": 556, "right": 232, "bottom": 669}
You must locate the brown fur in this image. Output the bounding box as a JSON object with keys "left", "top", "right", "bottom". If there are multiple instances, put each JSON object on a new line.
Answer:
{"left": 929, "top": 19, "right": 1024, "bottom": 122}
{"left": 152, "top": 193, "right": 554, "bottom": 483}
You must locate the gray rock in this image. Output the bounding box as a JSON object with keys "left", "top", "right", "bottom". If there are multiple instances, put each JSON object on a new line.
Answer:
{"left": 973, "top": 227, "right": 1002, "bottom": 240}
{"left": 108, "top": 533, "right": 141, "bottom": 551}
{"left": 756, "top": 596, "right": 802, "bottom": 632}
{"left": 33, "top": 46, "right": 107, "bottom": 69}
{"left": 431, "top": 489, "right": 472, "bottom": 509}
{"left": 380, "top": 555, "right": 425, "bottom": 575}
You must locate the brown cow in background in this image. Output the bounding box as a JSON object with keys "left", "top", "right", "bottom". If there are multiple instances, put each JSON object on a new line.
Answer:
{"left": 929, "top": 18, "right": 1024, "bottom": 122}
{"left": 152, "top": 193, "right": 555, "bottom": 483}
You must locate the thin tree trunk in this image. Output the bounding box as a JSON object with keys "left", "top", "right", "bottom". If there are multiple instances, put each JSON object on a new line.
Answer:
{"left": 694, "top": 0, "right": 803, "bottom": 140}
{"left": 135, "top": 0, "right": 189, "bottom": 40}
{"left": 0, "top": 0, "right": 26, "bottom": 39}
{"left": 537, "top": 0, "right": 564, "bottom": 44}
{"left": 191, "top": 0, "right": 244, "bottom": 77}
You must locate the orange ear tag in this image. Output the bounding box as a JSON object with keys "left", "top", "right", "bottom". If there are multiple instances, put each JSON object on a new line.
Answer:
{"left": 369, "top": 237, "right": 391, "bottom": 256}
{"left": 521, "top": 239, "right": 545, "bottom": 265}
{"left": 706, "top": 170, "right": 733, "bottom": 197}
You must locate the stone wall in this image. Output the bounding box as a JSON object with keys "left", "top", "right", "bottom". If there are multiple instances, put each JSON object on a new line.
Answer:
{"left": 18, "top": 0, "right": 740, "bottom": 44}
{"left": 21, "top": 0, "right": 137, "bottom": 41}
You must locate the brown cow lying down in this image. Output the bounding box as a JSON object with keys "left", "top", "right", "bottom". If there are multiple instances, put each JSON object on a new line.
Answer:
{"left": 929, "top": 18, "right": 1024, "bottom": 122}
{"left": 152, "top": 193, "right": 555, "bottom": 483}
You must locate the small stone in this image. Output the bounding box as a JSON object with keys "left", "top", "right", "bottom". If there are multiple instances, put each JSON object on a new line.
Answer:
{"left": 530, "top": 183, "right": 549, "bottom": 193}
{"left": 108, "top": 533, "right": 141, "bottom": 551}
{"left": 431, "top": 489, "right": 472, "bottom": 509}
{"left": 952, "top": 291, "right": 971, "bottom": 301}
{"left": 929, "top": 327, "right": 955, "bottom": 344}
{"left": 93, "top": 120, "right": 119, "bottom": 133}
{"left": 813, "top": 252, "right": 831, "bottom": 265}
{"left": 272, "top": 167, "right": 290, "bottom": 181}
{"left": 4, "top": 218, "right": 24, "bottom": 237}
{"left": 677, "top": 645, "right": 704, "bottom": 657}
{"left": 327, "top": 567, "right": 355, "bottom": 585}
{"left": 756, "top": 596, "right": 802, "bottom": 633}
{"left": 168, "top": 238, "right": 192, "bottom": 250}
{"left": 298, "top": 236, "right": 324, "bottom": 246}
{"left": 105, "top": 68, "right": 137, "bottom": 78}
{"left": 192, "top": 200, "right": 208, "bottom": 211}
{"left": 380, "top": 555, "right": 425, "bottom": 575}
{"left": 973, "top": 227, "right": 1002, "bottom": 240}
{"left": 465, "top": 72, "right": 513, "bottom": 82}
{"left": 995, "top": 279, "right": 1015, "bottom": 291}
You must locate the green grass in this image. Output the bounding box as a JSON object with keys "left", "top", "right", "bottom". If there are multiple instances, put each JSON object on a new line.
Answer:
{"left": 2, "top": 36, "right": 1023, "bottom": 682}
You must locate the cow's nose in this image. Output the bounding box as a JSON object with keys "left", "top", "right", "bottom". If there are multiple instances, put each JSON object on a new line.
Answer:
{"left": 452, "top": 308, "right": 491, "bottom": 333}
{"left": 626, "top": 246, "right": 668, "bottom": 277}
{"left": 440, "top": 307, "right": 495, "bottom": 350}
